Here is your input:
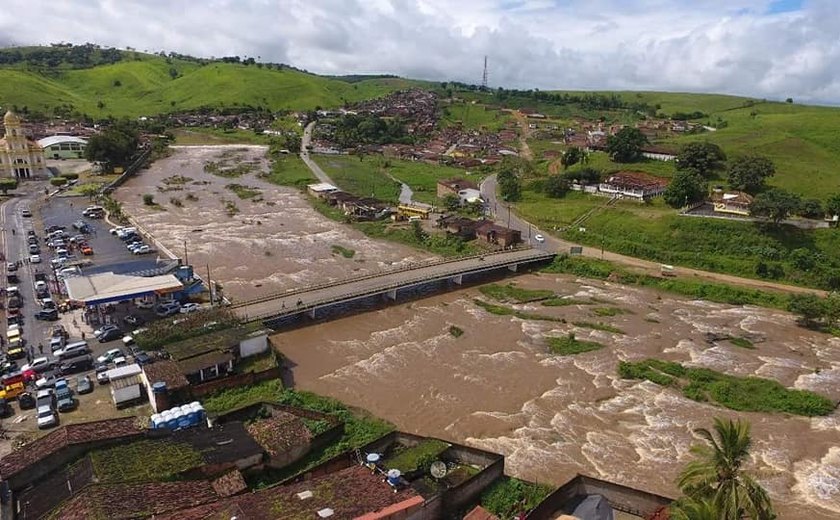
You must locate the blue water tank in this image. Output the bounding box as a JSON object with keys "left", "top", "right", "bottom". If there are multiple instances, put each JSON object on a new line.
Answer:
{"left": 152, "top": 382, "right": 167, "bottom": 394}
{"left": 150, "top": 413, "right": 163, "bottom": 429}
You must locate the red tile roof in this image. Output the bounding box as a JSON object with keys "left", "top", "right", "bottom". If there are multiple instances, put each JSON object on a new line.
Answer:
{"left": 52, "top": 481, "right": 220, "bottom": 519}
{"left": 245, "top": 411, "right": 312, "bottom": 457}
{"left": 0, "top": 417, "right": 141, "bottom": 479}
{"left": 157, "top": 464, "right": 420, "bottom": 520}
{"left": 142, "top": 359, "right": 190, "bottom": 390}
{"left": 603, "top": 171, "right": 669, "bottom": 190}
{"left": 212, "top": 469, "right": 248, "bottom": 497}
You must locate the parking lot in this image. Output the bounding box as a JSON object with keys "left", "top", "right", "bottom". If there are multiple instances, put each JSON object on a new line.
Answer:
{"left": 2, "top": 193, "right": 155, "bottom": 443}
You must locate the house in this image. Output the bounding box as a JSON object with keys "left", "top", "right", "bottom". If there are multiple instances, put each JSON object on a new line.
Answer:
{"left": 437, "top": 177, "right": 478, "bottom": 198}
{"left": 437, "top": 215, "right": 479, "bottom": 240}
{"left": 307, "top": 182, "right": 339, "bottom": 198}
{"left": 640, "top": 144, "right": 677, "bottom": 161}
{"left": 458, "top": 188, "right": 483, "bottom": 205}
{"left": 598, "top": 171, "right": 669, "bottom": 201}
{"left": 164, "top": 328, "right": 269, "bottom": 385}
{"left": 711, "top": 190, "right": 753, "bottom": 216}
{"left": 475, "top": 222, "right": 521, "bottom": 248}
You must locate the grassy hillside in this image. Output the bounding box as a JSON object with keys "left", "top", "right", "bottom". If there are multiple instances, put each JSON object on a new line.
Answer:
{"left": 0, "top": 49, "right": 423, "bottom": 118}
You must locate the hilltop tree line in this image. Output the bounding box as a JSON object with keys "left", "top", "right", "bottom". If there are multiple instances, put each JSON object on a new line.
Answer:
{"left": 0, "top": 43, "right": 122, "bottom": 68}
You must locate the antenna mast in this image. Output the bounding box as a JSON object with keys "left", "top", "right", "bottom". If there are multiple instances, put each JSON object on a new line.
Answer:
{"left": 481, "top": 56, "right": 488, "bottom": 89}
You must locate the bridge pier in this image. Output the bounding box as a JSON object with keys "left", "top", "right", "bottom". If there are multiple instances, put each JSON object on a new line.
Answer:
{"left": 507, "top": 263, "right": 518, "bottom": 272}
{"left": 308, "top": 307, "right": 317, "bottom": 319}
{"left": 451, "top": 274, "right": 463, "bottom": 285}
{"left": 386, "top": 288, "right": 398, "bottom": 300}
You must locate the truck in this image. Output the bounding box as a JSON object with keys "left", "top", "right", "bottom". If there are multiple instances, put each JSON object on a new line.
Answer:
{"left": 110, "top": 377, "right": 143, "bottom": 408}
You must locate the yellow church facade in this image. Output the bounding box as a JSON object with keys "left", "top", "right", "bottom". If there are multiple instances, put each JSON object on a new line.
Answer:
{"left": 0, "top": 110, "right": 47, "bottom": 179}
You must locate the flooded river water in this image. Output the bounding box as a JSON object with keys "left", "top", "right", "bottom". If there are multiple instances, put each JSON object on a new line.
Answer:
{"left": 274, "top": 273, "right": 840, "bottom": 519}
{"left": 115, "top": 146, "right": 433, "bottom": 301}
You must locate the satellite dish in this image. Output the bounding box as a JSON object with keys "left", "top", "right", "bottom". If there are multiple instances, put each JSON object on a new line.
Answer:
{"left": 430, "top": 460, "right": 447, "bottom": 479}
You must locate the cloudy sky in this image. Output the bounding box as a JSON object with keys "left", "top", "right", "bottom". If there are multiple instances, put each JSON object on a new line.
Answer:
{"left": 1, "top": 0, "right": 839, "bottom": 103}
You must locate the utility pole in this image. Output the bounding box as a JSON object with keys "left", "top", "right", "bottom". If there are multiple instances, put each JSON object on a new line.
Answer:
{"left": 481, "top": 55, "right": 488, "bottom": 90}
{"left": 206, "top": 263, "right": 213, "bottom": 306}
{"left": 183, "top": 240, "right": 188, "bottom": 266}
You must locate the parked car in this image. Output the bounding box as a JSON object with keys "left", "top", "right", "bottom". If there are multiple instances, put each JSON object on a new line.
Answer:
{"left": 35, "top": 374, "right": 59, "bottom": 390}
{"left": 94, "top": 324, "right": 120, "bottom": 337}
{"left": 28, "top": 244, "right": 40, "bottom": 255}
{"left": 18, "top": 391, "right": 35, "bottom": 409}
{"left": 155, "top": 302, "right": 181, "bottom": 317}
{"left": 123, "top": 315, "right": 144, "bottom": 326}
{"left": 133, "top": 245, "right": 152, "bottom": 255}
{"left": 97, "top": 348, "right": 123, "bottom": 364}
{"left": 59, "top": 355, "right": 93, "bottom": 375}
{"left": 76, "top": 375, "right": 93, "bottom": 394}
{"left": 29, "top": 254, "right": 41, "bottom": 264}
{"left": 50, "top": 336, "right": 65, "bottom": 352}
{"left": 179, "top": 303, "right": 201, "bottom": 314}
{"left": 45, "top": 225, "right": 65, "bottom": 233}
{"left": 96, "top": 371, "right": 110, "bottom": 385}
{"left": 22, "top": 357, "right": 53, "bottom": 373}
{"left": 35, "top": 308, "right": 59, "bottom": 321}
{"left": 21, "top": 208, "right": 32, "bottom": 218}
{"left": 0, "top": 398, "right": 12, "bottom": 418}
{"left": 36, "top": 405, "right": 59, "bottom": 429}
{"left": 99, "top": 328, "right": 123, "bottom": 343}
{"left": 133, "top": 351, "right": 152, "bottom": 366}
{"left": 80, "top": 244, "right": 93, "bottom": 255}
{"left": 56, "top": 341, "right": 90, "bottom": 360}
{"left": 56, "top": 390, "right": 77, "bottom": 413}
{"left": 6, "top": 262, "right": 17, "bottom": 272}
{"left": 135, "top": 299, "right": 155, "bottom": 309}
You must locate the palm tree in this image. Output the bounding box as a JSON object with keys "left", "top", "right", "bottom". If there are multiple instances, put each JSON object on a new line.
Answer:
{"left": 670, "top": 497, "right": 719, "bottom": 520}
{"left": 677, "top": 417, "right": 775, "bottom": 519}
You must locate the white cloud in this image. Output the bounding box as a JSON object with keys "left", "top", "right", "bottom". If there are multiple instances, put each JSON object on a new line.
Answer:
{"left": 1, "top": 0, "right": 839, "bottom": 103}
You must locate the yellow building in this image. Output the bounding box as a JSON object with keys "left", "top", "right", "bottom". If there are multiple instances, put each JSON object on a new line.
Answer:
{"left": 0, "top": 110, "right": 47, "bottom": 179}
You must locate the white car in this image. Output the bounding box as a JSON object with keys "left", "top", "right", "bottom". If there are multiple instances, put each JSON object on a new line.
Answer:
{"left": 97, "top": 348, "right": 123, "bottom": 364}
{"left": 534, "top": 234, "right": 545, "bottom": 243}
{"left": 35, "top": 280, "right": 48, "bottom": 291}
{"left": 179, "top": 303, "right": 201, "bottom": 314}
{"left": 134, "top": 300, "right": 155, "bottom": 309}
{"left": 133, "top": 245, "right": 151, "bottom": 255}
{"left": 30, "top": 254, "right": 41, "bottom": 263}
{"left": 37, "top": 406, "right": 59, "bottom": 429}
{"left": 23, "top": 357, "right": 51, "bottom": 372}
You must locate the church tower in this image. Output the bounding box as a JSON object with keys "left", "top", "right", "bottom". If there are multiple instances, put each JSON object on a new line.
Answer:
{"left": 0, "top": 110, "right": 46, "bottom": 179}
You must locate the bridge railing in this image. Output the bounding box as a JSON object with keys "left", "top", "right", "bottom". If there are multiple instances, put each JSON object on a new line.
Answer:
{"left": 232, "top": 246, "right": 544, "bottom": 309}
{"left": 237, "top": 249, "right": 554, "bottom": 322}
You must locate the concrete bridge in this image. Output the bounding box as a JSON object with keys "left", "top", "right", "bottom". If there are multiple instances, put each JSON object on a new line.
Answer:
{"left": 232, "top": 248, "right": 555, "bottom": 324}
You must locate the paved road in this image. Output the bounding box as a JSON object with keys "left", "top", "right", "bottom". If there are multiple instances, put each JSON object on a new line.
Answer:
{"left": 233, "top": 248, "right": 553, "bottom": 321}
{"left": 479, "top": 175, "right": 825, "bottom": 296}
{"left": 301, "top": 122, "right": 337, "bottom": 186}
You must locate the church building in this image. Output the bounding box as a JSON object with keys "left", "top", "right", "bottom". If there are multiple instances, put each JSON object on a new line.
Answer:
{"left": 0, "top": 110, "right": 47, "bottom": 179}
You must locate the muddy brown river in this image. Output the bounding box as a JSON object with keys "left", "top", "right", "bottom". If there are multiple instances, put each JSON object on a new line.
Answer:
{"left": 273, "top": 274, "right": 840, "bottom": 519}
{"left": 115, "top": 146, "right": 433, "bottom": 301}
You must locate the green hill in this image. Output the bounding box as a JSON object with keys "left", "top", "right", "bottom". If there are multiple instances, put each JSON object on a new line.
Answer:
{"left": 0, "top": 47, "right": 425, "bottom": 118}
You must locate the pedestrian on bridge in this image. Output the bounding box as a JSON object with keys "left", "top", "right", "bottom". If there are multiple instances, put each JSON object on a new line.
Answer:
{"left": 38, "top": 343, "right": 43, "bottom": 355}
{"left": 10, "top": 229, "right": 14, "bottom": 236}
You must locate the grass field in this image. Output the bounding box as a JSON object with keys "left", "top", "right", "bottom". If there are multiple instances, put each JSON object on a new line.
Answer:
{"left": 171, "top": 127, "right": 270, "bottom": 145}
{"left": 313, "top": 155, "right": 470, "bottom": 205}
{"left": 441, "top": 102, "right": 512, "bottom": 131}
{"left": 0, "top": 49, "right": 424, "bottom": 117}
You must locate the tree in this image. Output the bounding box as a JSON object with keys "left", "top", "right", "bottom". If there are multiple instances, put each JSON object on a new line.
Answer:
{"left": 800, "top": 199, "right": 824, "bottom": 219}
{"left": 676, "top": 142, "right": 726, "bottom": 179}
{"left": 677, "top": 418, "right": 775, "bottom": 520}
{"left": 544, "top": 175, "right": 570, "bottom": 198}
{"left": 788, "top": 293, "right": 826, "bottom": 326}
{"left": 442, "top": 193, "right": 461, "bottom": 212}
{"left": 826, "top": 193, "right": 840, "bottom": 218}
{"left": 84, "top": 119, "right": 140, "bottom": 173}
{"left": 561, "top": 146, "right": 583, "bottom": 169}
{"left": 606, "top": 127, "right": 648, "bottom": 163}
{"left": 750, "top": 188, "right": 801, "bottom": 224}
{"left": 563, "top": 167, "right": 601, "bottom": 185}
{"left": 663, "top": 169, "right": 707, "bottom": 208}
{"left": 497, "top": 157, "right": 529, "bottom": 202}
{"left": 728, "top": 155, "right": 776, "bottom": 193}
{"left": 0, "top": 178, "right": 18, "bottom": 194}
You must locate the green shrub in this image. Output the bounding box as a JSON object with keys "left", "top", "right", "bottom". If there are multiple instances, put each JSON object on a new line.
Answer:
{"left": 50, "top": 176, "right": 67, "bottom": 186}
{"left": 62, "top": 172, "right": 79, "bottom": 180}
{"left": 619, "top": 359, "right": 835, "bottom": 416}
{"left": 572, "top": 321, "right": 625, "bottom": 334}
{"left": 547, "top": 334, "right": 605, "bottom": 356}
{"left": 479, "top": 283, "right": 555, "bottom": 303}
{"left": 481, "top": 477, "right": 554, "bottom": 518}
{"left": 449, "top": 325, "right": 464, "bottom": 338}
{"left": 142, "top": 193, "right": 155, "bottom": 205}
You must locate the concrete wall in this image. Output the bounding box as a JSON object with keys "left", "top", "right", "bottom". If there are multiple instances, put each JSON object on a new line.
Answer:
{"left": 525, "top": 474, "right": 674, "bottom": 520}
{"left": 238, "top": 334, "right": 268, "bottom": 358}
{"left": 189, "top": 366, "right": 280, "bottom": 397}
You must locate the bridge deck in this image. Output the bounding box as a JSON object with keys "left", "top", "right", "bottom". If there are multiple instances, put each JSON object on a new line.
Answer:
{"left": 232, "top": 249, "right": 553, "bottom": 321}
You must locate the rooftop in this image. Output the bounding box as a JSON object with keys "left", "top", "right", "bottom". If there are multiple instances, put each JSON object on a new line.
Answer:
{"left": 142, "top": 359, "right": 190, "bottom": 390}
{"left": 307, "top": 182, "right": 339, "bottom": 192}
{"left": 64, "top": 272, "right": 183, "bottom": 305}
{"left": 171, "top": 421, "right": 264, "bottom": 466}
{"left": 164, "top": 326, "right": 252, "bottom": 361}
{"left": 37, "top": 135, "right": 89, "bottom": 148}
{"left": 52, "top": 480, "right": 220, "bottom": 520}
{"left": 212, "top": 469, "right": 248, "bottom": 497}
{"left": 0, "top": 417, "right": 141, "bottom": 480}
{"left": 603, "top": 171, "right": 669, "bottom": 190}
{"left": 156, "top": 464, "right": 421, "bottom": 520}
{"left": 245, "top": 411, "right": 312, "bottom": 457}
{"left": 177, "top": 350, "right": 234, "bottom": 375}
